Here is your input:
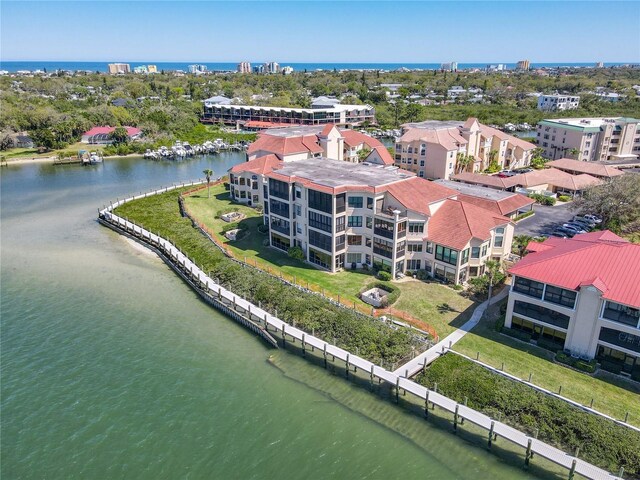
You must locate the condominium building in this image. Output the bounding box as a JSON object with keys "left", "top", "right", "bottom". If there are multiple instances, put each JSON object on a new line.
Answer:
{"left": 246, "top": 124, "right": 393, "bottom": 164}
{"left": 229, "top": 157, "right": 514, "bottom": 283}
{"left": 440, "top": 62, "right": 458, "bottom": 72}
{"left": 147, "top": 65, "right": 158, "bottom": 73}
{"left": 505, "top": 232, "right": 640, "bottom": 377}
{"left": 237, "top": 62, "right": 251, "bottom": 73}
{"left": 537, "top": 94, "right": 580, "bottom": 112}
{"left": 107, "top": 63, "right": 130, "bottom": 74}
{"left": 516, "top": 60, "right": 530, "bottom": 71}
{"left": 202, "top": 103, "right": 375, "bottom": 128}
{"left": 281, "top": 66, "right": 294, "bottom": 75}
{"left": 188, "top": 64, "right": 207, "bottom": 74}
{"left": 395, "top": 118, "right": 535, "bottom": 180}
{"left": 537, "top": 117, "right": 640, "bottom": 161}
{"left": 265, "top": 62, "right": 280, "bottom": 74}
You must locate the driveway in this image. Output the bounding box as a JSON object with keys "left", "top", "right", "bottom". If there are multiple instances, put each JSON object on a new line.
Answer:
{"left": 515, "top": 203, "right": 576, "bottom": 237}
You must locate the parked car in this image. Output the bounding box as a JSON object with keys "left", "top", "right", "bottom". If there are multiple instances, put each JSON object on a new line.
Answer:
{"left": 550, "top": 230, "right": 570, "bottom": 238}
{"left": 567, "top": 222, "right": 592, "bottom": 232}
{"left": 562, "top": 223, "right": 587, "bottom": 234}
{"left": 518, "top": 168, "right": 534, "bottom": 173}
{"left": 497, "top": 170, "right": 518, "bottom": 178}
{"left": 583, "top": 214, "right": 603, "bottom": 224}
{"left": 572, "top": 217, "right": 596, "bottom": 229}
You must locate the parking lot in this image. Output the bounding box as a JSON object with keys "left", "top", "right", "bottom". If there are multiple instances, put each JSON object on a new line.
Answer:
{"left": 514, "top": 203, "right": 576, "bottom": 237}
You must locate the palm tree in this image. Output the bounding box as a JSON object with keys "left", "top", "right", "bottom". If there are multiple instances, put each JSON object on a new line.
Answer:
{"left": 203, "top": 169, "right": 213, "bottom": 198}
{"left": 484, "top": 259, "right": 502, "bottom": 302}
{"left": 455, "top": 153, "right": 473, "bottom": 173}
{"left": 568, "top": 148, "right": 580, "bottom": 159}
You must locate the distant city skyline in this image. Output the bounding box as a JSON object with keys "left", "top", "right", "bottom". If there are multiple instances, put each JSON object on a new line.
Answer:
{"left": 1, "top": 1, "right": 639, "bottom": 63}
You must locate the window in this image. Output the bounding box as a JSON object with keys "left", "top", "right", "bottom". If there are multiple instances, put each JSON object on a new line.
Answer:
{"left": 396, "top": 241, "right": 406, "bottom": 257}
{"left": 420, "top": 160, "right": 425, "bottom": 167}
{"left": 471, "top": 246, "right": 480, "bottom": 258}
{"left": 481, "top": 244, "right": 488, "bottom": 257}
{"left": 309, "top": 248, "right": 331, "bottom": 269}
{"left": 269, "top": 178, "right": 289, "bottom": 200}
{"left": 373, "top": 238, "right": 394, "bottom": 258}
{"left": 269, "top": 199, "right": 289, "bottom": 218}
{"left": 513, "top": 300, "right": 570, "bottom": 329}
{"left": 513, "top": 276, "right": 544, "bottom": 299}
{"left": 348, "top": 196, "right": 363, "bottom": 208}
{"left": 295, "top": 205, "right": 302, "bottom": 217}
{"left": 239, "top": 177, "right": 246, "bottom": 186}
{"left": 408, "top": 243, "right": 422, "bottom": 252}
{"left": 602, "top": 301, "right": 640, "bottom": 328}
{"left": 336, "top": 193, "right": 346, "bottom": 214}
{"left": 335, "top": 234, "right": 346, "bottom": 251}
{"left": 295, "top": 187, "right": 301, "bottom": 199}
{"left": 309, "top": 229, "right": 333, "bottom": 252}
{"left": 348, "top": 215, "right": 363, "bottom": 227}
{"left": 407, "top": 259, "right": 421, "bottom": 270}
{"left": 461, "top": 248, "right": 469, "bottom": 264}
{"left": 598, "top": 328, "right": 640, "bottom": 354}
{"left": 365, "top": 237, "right": 372, "bottom": 247}
{"left": 270, "top": 216, "right": 290, "bottom": 235}
{"left": 409, "top": 222, "right": 424, "bottom": 234}
{"left": 271, "top": 233, "right": 290, "bottom": 252}
{"left": 309, "top": 189, "right": 332, "bottom": 213}
{"left": 494, "top": 227, "right": 505, "bottom": 248}
{"left": 366, "top": 216, "right": 373, "bottom": 228}
{"left": 309, "top": 211, "right": 331, "bottom": 232}
{"left": 435, "top": 245, "right": 458, "bottom": 265}
{"left": 336, "top": 216, "right": 346, "bottom": 232}
{"left": 347, "top": 253, "right": 362, "bottom": 264}
{"left": 544, "top": 285, "right": 577, "bottom": 309}
{"left": 348, "top": 235, "right": 362, "bottom": 246}
{"left": 374, "top": 218, "right": 394, "bottom": 239}
{"left": 366, "top": 197, "right": 373, "bottom": 209}
{"left": 426, "top": 242, "right": 433, "bottom": 254}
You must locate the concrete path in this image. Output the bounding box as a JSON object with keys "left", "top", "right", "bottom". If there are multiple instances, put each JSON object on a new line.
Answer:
{"left": 393, "top": 287, "right": 510, "bottom": 377}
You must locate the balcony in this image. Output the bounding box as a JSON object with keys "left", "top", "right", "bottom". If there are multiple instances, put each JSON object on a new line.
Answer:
{"left": 513, "top": 300, "right": 570, "bottom": 330}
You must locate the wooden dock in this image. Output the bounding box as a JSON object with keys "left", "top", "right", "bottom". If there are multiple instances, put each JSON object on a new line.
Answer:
{"left": 98, "top": 182, "right": 622, "bottom": 480}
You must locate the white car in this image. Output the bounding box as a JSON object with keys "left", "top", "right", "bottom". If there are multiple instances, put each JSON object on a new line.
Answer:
{"left": 583, "top": 214, "right": 603, "bottom": 224}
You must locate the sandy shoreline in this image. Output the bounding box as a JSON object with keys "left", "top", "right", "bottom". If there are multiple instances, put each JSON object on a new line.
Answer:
{"left": 3, "top": 153, "right": 143, "bottom": 165}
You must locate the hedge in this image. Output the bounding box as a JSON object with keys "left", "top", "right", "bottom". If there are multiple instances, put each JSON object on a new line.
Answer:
{"left": 361, "top": 281, "right": 400, "bottom": 307}
{"left": 417, "top": 354, "right": 640, "bottom": 477}
{"left": 513, "top": 210, "right": 534, "bottom": 222}
{"left": 555, "top": 352, "right": 597, "bottom": 374}
{"left": 115, "top": 189, "right": 421, "bottom": 365}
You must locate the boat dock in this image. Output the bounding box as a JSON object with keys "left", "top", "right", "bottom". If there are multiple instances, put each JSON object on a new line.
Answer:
{"left": 98, "top": 182, "right": 622, "bottom": 480}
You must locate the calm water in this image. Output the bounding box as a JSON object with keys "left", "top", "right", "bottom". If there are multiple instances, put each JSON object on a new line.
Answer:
{"left": 1, "top": 153, "right": 545, "bottom": 479}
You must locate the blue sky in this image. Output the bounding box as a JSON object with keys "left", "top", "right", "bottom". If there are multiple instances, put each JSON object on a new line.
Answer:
{"left": 1, "top": 1, "right": 639, "bottom": 62}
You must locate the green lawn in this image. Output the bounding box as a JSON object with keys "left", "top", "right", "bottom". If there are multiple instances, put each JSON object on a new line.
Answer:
{"left": 394, "top": 281, "right": 478, "bottom": 338}
{"left": 453, "top": 298, "right": 640, "bottom": 425}
{"left": 184, "top": 186, "right": 374, "bottom": 307}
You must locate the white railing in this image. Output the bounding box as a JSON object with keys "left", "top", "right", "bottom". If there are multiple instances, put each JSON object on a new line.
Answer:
{"left": 98, "top": 182, "right": 621, "bottom": 480}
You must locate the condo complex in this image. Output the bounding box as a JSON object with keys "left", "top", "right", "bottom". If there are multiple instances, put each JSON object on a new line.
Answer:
{"left": 228, "top": 124, "right": 531, "bottom": 282}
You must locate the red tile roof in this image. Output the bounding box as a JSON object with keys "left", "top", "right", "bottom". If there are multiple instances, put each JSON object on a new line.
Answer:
{"left": 341, "top": 129, "right": 384, "bottom": 149}
{"left": 83, "top": 126, "right": 141, "bottom": 137}
{"left": 383, "top": 177, "right": 458, "bottom": 216}
{"left": 320, "top": 123, "right": 336, "bottom": 136}
{"left": 365, "top": 145, "right": 395, "bottom": 166}
{"left": 229, "top": 154, "right": 282, "bottom": 175}
{"left": 247, "top": 133, "right": 323, "bottom": 158}
{"left": 428, "top": 199, "right": 511, "bottom": 250}
{"left": 453, "top": 168, "right": 602, "bottom": 192}
{"left": 456, "top": 192, "right": 534, "bottom": 216}
{"left": 546, "top": 158, "right": 625, "bottom": 178}
{"left": 509, "top": 231, "right": 640, "bottom": 307}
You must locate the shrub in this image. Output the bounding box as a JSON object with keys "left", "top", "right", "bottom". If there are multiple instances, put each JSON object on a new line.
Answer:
{"left": 558, "top": 195, "right": 572, "bottom": 202}
{"left": 528, "top": 193, "right": 556, "bottom": 206}
{"left": 501, "top": 326, "right": 532, "bottom": 343}
{"left": 513, "top": 210, "right": 534, "bottom": 222}
{"left": 418, "top": 354, "right": 640, "bottom": 476}
{"left": 416, "top": 270, "right": 430, "bottom": 281}
{"left": 287, "top": 246, "right": 304, "bottom": 260}
{"left": 221, "top": 223, "right": 242, "bottom": 234}
{"left": 494, "top": 315, "right": 505, "bottom": 332}
{"left": 536, "top": 337, "right": 562, "bottom": 353}
{"left": 257, "top": 223, "right": 269, "bottom": 234}
{"left": 451, "top": 284, "right": 463, "bottom": 291}
{"left": 377, "top": 271, "right": 392, "bottom": 281}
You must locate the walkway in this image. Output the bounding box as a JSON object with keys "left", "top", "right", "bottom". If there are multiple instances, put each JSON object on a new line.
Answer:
{"left": 393, "top": 287, "right": 510, "bottom": 377}
{"left": 99, "top": 184, "right": 620, "bottom": 480}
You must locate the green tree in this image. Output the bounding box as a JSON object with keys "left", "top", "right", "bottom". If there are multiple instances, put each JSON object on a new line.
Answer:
{"left": 31, "top": 128, "right": 59, "bottom": 151}
{"left": 203, "top": 169, "right": 213, "bottom": 198}
{"left": 572, "top": 174, "right": 640, "bottom": 235}
{"left": 109, "top": 126, "right": 129, "bottom": 145}
{"left": 455, "top": 153, "right": 473, "bottom": 174}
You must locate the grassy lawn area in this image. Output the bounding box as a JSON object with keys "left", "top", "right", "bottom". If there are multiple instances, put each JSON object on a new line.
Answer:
{"left": 453, "top": 297, "right": 640, "bottom": 425}
{"left": 394, "top": 281, "right": 478, "bottom": 338}
{"left": 183, "top": 184, "right": 474, "bottom": 338}
{"left": 2, "top": 142, "right": 105, "bottom": 160}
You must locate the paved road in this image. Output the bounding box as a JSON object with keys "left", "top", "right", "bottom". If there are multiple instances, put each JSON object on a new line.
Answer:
{"left": 515, "top": 203, "right": 575, "bottom": 237}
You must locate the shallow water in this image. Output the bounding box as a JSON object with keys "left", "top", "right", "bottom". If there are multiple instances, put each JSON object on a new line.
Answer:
{"left": 1, "top": 154, "right": 548, "bottom": 479}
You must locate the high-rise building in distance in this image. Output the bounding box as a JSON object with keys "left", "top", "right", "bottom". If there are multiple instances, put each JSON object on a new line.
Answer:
{"left": 516, "top": 60, "right": 530, "bottom": 71}
{"left": 237, "top": 62, "right": 252, "bottom": 73}
{"left": 108, "top": 63, "right": 130, "bottom": 74}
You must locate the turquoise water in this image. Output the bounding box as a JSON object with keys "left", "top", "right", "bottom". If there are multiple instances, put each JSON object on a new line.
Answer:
{"left": 1, "top": 155, "right": 547, "bottom": 479}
